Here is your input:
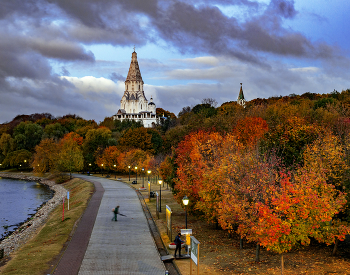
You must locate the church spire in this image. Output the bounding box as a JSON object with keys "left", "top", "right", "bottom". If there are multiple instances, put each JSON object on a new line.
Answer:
{"left": 126, "top": 50, "right": 143, "bottom": 83}
{"left": 237, "top": 83, "right": 246, "bottom": 107}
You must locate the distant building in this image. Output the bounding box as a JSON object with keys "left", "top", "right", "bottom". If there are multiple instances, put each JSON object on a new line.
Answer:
{"left": 113, "top": 50, "right": 157, "bottom": 127}
{"left": 237, "top": 83, "right": 246, "bottom": 107}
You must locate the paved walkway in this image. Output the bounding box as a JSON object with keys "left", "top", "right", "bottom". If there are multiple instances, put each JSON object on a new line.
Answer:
{"left": 54, "top": 175, "right": 166, "bottom": 275}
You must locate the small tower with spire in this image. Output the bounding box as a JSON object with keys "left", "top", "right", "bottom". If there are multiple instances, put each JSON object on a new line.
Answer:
{"left": 237, "top": 83, "right": 246, "bottom": 107}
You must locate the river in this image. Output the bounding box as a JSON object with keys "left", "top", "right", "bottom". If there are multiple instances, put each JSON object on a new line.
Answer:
{"left": 0, "top": 177, "right": 54, "bottom": 239}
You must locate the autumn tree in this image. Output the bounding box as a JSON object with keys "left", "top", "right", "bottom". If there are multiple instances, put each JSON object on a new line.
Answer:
{"left": 0, "top": 133, "right": 16, "bottom": 158}
{"left": 233, "top": 117, "right": 268, "bottom": 147}
{"left": 56, "top": 133, "right": 84, "bottom": 178}
{"left": 96, "top": 146, "right": 121, "bottom": 173}
{"left": 118, "top": 127, "right": 163, "bottom": 154}
{"left": 32, "top": 139, "right": 58, "bottom": 174}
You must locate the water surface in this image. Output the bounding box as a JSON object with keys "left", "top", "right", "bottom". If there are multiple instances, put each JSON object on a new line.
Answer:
{"left": 0, "top": 177, "right": 53, "bottom": 238}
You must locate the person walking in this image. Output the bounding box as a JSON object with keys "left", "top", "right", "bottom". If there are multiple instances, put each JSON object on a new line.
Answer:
{"left": 174, "top": 233, "right": 183, "bottom": 258}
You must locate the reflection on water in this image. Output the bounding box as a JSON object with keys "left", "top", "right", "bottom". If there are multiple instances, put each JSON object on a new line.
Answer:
{"left": 0, "top": 178, "right": 53, "bottom": 238}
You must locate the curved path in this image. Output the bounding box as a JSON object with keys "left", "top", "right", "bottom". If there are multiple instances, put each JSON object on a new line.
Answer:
{"left": 53, "top": 175, "right": 166, "bottom": 275}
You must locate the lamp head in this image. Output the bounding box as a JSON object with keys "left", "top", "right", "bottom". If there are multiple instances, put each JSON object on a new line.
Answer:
{"left": 148, "top": 170, "right": 151, "bottom": 174}
{"left": 128, "top": 165, "right": 131, "bottom": 169}
{"left": 158, "top": 180, "right": 163, "bottom": 185}
{"left": 135, "top": 166, "right": 138, "bottom": 170}
{"left": 182, "top": 196, "right": 189, "bottom": 206}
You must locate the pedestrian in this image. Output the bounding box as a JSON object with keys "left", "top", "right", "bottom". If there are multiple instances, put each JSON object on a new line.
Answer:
{"left": 112, "top": 206, "right": 120, "bottom": 221}
{"left": 174, "top": 233, "right": 183, "bottom": 258}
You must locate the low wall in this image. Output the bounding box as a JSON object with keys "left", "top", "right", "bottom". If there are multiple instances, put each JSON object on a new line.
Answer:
{"left": 0, "top": 173, "right": 67, "bottom": 256}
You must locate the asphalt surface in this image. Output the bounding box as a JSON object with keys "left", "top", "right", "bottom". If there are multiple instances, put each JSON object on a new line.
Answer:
{"left": 53, "top": 175, "right": 169, "bottom": 275}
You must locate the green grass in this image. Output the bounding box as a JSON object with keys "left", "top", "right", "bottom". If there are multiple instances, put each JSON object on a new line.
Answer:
{"left": 0, "top": 178, "right": 94, "bottom": 275}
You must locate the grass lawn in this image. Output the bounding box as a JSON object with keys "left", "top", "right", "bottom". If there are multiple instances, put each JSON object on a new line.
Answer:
{"left": 122, "top": 175, "right": 350, "bottom": 275}
{"left": 0, "top": 177, "right": 94, "bottom": 275}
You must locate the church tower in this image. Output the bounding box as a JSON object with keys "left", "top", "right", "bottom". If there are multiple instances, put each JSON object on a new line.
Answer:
{"left": 113, "top": 49, "right": 157, "bottom": 127}
{"left": 237, "top": 83, "right": 246, "bottom": 107}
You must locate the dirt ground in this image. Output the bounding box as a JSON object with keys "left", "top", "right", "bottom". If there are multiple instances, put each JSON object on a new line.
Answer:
{"left": 122, "top": 175, "right": 350, "bottom": 275}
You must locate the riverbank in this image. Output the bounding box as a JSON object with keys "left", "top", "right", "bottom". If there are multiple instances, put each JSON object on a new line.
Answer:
{"left": 0, "top": 173, "right": 67, "bottom": 257}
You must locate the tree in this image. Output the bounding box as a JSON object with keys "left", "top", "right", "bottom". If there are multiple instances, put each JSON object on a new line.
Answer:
{"left": 233, "top": 117, "right": 268, "bottom": 147}
{"left": 32, "top": 139, "right": 58, "bottom": 174}
{"left": 96, "top": 146, "right": 121, "bottom": 173}
{"left": 82, "top": 127, "right": 114, "bottom": 167}
{"left": 13, "top": 121, "right": 43, "bottom": 151}
{"left": 43, "top": 123, "right": 67, "bottom": 140}
{"left": 118, "top": 127, "right": 162, "bottom": 154}
{"left": 0, "top": 133, "right": 16, "bottom": 157}
{"left": 2, "top": 149, "right": 32, "bottom": 168}
{"left": 56, "top": 133, "right": 84, "bottom": 178}
{"left": 202, "top": 98, "right": 218, "bottom": 108}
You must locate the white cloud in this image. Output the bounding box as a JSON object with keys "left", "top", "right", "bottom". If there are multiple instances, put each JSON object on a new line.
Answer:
{"left": 61, "top": 76, "right": 123, "bottom": 96}
{"left": 289, "top": 66, "right": 319, "bottom": 73}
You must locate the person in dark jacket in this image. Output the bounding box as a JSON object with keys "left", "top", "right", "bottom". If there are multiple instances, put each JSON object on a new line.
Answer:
{"left": 174, "top": 233, "right": 183, "bottom": 258}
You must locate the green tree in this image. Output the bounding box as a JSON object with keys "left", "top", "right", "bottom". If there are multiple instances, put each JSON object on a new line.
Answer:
{"left": 82, "top": 127, "right": 114, "bottom": 167}
{"left": 43, "top": 123, "right": 67, "bottom": 140}
{"left": 13, "top": 122, "right": 43, "bottom": 151}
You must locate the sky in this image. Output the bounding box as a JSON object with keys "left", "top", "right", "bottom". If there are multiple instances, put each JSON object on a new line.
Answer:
{"left": 1, "top": 0, "right": 350, "bottom": 123}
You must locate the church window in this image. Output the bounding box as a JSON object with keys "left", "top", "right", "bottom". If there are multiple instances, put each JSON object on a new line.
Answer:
{"left": 141, "top": 104, "right": 142, "bottom": 110}
{"left": 127, "top": 85, "right": 128, "bottom": 90}
{"left": 139, "top": 85, "right": 140, "bottom": 90}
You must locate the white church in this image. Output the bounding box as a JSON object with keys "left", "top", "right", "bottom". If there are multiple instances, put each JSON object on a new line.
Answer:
{"left": 113, "top": 50, "right": 157, "bottom": 127}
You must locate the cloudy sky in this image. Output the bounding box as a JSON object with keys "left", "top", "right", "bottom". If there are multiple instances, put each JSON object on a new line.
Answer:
{"left": 1, "top": 0, "right": 350, "bottom": 123}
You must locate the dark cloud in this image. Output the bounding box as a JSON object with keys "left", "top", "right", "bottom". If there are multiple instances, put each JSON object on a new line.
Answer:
{"left": 109, "top": 72, "right": 125, "bottom": 82}
{"left": 269, "top": 0, "right": 297, "bottom": 19}
{"left": 0, "top": 0, "right": 348, "bottom": 123}
{"left": 60, "top": 66, "right": 70, "bottom": 76}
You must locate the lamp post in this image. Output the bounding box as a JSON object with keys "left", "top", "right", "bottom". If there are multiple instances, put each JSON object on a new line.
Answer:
{"left": 101, "top": 164, "right": 104, "bottom": 176}
{"left": 158, "top": 180, "right": 163, "bottom": 212}
{"left": 142, "top": 168, "right": 145, "bottom": 188}
{"left": 182, "top": 196, "right": 189, "bottom": 229}
{"left": 147, "top": 170, "right": 151, "bottom": 182}
{"left": 128, "top": 165, "right": 131, "bottom": 181}
{"left": 114, "top": 164, "right": 116, "bottom": 178}
{"left": 135, "top": 166, "right": 138, "bottom": 183}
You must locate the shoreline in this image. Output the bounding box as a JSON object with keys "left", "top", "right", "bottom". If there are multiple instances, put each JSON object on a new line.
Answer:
{"left": 0, "top": 173, "right": 67, "bottom": 257}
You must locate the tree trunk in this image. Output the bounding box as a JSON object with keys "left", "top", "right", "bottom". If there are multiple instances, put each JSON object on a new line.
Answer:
{"left": 255, "top": 244, "right": 260, "bottom": 262}
{"left": 332, "top": 239, "right": 339, "bottom": 256}
{"left": 281, "top": 254, "right": 284, "bottom": 275}
{"left": 240, "top": 237, "right": 243, "bottom": 249}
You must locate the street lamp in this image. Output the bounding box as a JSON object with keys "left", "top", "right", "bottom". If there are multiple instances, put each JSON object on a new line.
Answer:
{"left": 114, "top": 164, "right": 116, "bottom": 178}
{"left": 158, "top": 180, "right": 163, "bottom": 212}
{"left": 101, "top": 164, "right": 104, "bottom": 176}
{"left": 182, "top": 196, "right": 189, "bottom": 229}
{"left": 135, "top": 166, "right": 138, "bottom": 183}
{"left": 147, "top": 170, "right": 151, "bottom": 182}
{"left": 142, "top": 168, "right": 145, "bottom": 188}
{"left": 128, "top": 165, "right": 131, "bottom": 181}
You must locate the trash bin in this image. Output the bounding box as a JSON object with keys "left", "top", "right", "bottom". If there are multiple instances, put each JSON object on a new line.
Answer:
{"left": 150, "top": 191, "right": 155, "bottom": 198}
